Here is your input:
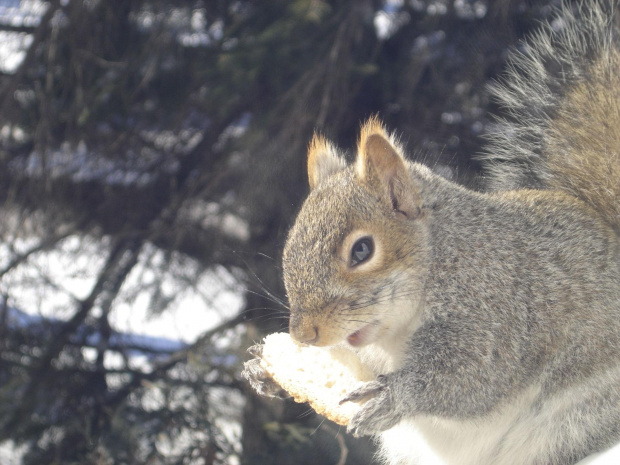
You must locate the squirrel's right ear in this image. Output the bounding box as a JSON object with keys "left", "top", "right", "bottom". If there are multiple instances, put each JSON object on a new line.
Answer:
{"left": 356, "top": 118, "right": 421, "bottom": 219}
{"left": 307, "top": 133, "right": 347, "bottom": 190}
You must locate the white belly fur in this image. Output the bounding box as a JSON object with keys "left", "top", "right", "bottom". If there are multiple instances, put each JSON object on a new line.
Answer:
{"left": 377, "top": 363, "right": 620, "bottom": 465}
{"left": 377, "top": 385, "right": 544, "bottom": 465}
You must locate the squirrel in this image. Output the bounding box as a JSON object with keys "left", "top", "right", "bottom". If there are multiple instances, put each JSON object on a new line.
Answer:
{"left": 247, "top": 1, "right": 620, "bottom": 464}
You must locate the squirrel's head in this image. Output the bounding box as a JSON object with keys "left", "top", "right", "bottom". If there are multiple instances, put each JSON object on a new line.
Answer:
{"left": 283, "top": 118, "right": 429, "bottom": 348}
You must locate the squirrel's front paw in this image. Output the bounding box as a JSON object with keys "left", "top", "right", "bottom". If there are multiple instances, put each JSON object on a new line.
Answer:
{"left": 241, "top": 344, "right": 285, "bottom": 398}
{"left": 341, "top": 375, "right": 401, "bottom": 437}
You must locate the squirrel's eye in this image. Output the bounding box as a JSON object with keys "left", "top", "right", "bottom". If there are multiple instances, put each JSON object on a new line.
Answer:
{"left": 350, "top": 237, "right": 374, "bottom": 267}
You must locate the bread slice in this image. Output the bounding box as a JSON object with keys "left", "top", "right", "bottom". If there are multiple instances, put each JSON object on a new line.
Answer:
{"left": 250, "top": 332, "right": 375, "bottom": 425}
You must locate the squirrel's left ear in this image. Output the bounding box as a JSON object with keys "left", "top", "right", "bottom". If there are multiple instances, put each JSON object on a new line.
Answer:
{"left": 307, "top": 133, "right": 347, "bottom": 190}
{"left": 356, "top": 118, "right": 421, "bottom": 219}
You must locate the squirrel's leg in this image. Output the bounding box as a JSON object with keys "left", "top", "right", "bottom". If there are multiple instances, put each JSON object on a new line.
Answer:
{"left": 344, "top": 315, "right": 531, "bottom": 437}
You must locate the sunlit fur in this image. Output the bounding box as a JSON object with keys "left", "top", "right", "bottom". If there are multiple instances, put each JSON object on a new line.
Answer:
{"left": 307, "top": 132, "right": 347, "bottom": 190}
{"left": 355, "top": 116, "right": 407, "bottom": 182}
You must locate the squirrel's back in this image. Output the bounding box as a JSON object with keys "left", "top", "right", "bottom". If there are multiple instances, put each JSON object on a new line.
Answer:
{"left": 482, "top": 1, "right": 620, "bottom": 233}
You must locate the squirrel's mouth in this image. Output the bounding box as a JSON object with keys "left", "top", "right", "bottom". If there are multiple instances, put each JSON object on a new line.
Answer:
{"left": 347, "top": 321, "right": 379, "bottom": 347}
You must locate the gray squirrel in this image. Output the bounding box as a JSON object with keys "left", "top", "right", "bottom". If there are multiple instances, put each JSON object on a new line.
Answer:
{"left": 246, "top": 1, "right": 620, "bottom": 464}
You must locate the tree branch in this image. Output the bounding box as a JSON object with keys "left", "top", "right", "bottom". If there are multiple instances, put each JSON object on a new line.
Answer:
{"left": 0, "top": 236, "right": 142, "bottom": 439}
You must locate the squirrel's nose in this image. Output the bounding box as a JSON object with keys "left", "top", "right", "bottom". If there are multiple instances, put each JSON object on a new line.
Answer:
{"left": 297, "top": 326, "right": 319, "bottom": 345}
{"left": 289, "top": 314, "right": 319, "bottom": 345}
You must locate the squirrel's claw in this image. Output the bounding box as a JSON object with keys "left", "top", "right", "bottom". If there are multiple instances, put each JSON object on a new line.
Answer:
{"left": 241, "top": 350, "right": 286, "bottom": 398}
{"left": 247, "top": 343, "right": 263, "bottom": 358}
{"left": 340, "top": 376, "right": 386, "bottom": 404}
{"left": 345, "top": 376, "right": 401, "bottom": 437}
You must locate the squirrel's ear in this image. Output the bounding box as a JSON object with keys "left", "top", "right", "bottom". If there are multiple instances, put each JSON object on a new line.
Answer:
{"left": 356, "top": 118, "right": 421, "bottom": 219}
{"left": 307, "top": 133, "right": 347, "bottom": 190}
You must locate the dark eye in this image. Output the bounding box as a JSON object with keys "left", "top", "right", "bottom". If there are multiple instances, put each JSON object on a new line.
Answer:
{"left": 350, "top": 237, "right": 374, "bottom": 267}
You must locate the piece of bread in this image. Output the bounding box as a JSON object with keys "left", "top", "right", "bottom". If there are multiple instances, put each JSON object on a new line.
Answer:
{"left": 251, "top": 332, "right": 375, "bottom": 425}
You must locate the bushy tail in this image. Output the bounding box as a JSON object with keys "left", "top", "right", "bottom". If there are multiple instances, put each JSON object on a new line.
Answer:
{"left": 481, "top": 0, "right": 620, "bottom": 232}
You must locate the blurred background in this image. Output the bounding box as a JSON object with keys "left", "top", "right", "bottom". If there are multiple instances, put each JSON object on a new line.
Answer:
{"left": 0, "top": 0, "right": 566, "bottom": 464}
